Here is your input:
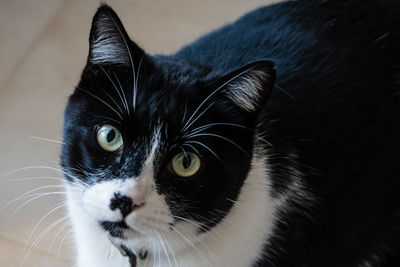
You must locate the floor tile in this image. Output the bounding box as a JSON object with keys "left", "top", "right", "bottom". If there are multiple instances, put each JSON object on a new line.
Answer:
{"left": 0, "top": 234, "right": 71, "bottom": 267}
{"left": 100, "top": 0, "right": 211, "bottom": 54}
{"left": 130, "top": 0, "right": 282, "bottom": 28}
{"left": 0, "top": 0, "right": 66, "bottom": 89}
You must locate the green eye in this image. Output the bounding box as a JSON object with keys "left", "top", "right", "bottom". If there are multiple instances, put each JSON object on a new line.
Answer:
{"left": 171, "top": 152, "right": 201, "bottom": 178}
{"left": 96, "top": 124, "right": 123, "bottom": 152}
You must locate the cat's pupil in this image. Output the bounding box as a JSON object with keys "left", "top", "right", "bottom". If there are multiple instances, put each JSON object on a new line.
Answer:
{"left": 107, "top": 130, "right": 116, "bottom": 143}
{"left": 182, "top": 156, "right": 191, "bottom": 169}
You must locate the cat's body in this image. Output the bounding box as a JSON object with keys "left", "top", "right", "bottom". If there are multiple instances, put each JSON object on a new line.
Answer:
{"left": 62, "top": 1, "right": 400, "bottom": 266}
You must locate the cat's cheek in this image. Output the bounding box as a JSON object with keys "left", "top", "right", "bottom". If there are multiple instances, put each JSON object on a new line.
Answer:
{"left": 124, "top": 191, "right": 174, "bottom": 234}
{"left": 81, "top": 181, "right": 123, "bottom": 222}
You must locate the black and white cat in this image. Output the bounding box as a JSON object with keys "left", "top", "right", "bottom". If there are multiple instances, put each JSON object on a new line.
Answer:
{"left": 62, "top": 1, "right": 400, "bottom": 266}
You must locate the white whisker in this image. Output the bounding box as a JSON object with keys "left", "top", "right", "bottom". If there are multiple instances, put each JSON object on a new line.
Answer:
{"left": 2, "top": 176, "right": 66, "bottom": 183}
{"left": 182, "top": 102, "right": 214, "bottom": 133}
{"left": 182, "top": 67, "right": 255, "bottom": 133}
{"left": 6, "top": 165, "right": 90, "bottom": 188}
{"left": 1, "top": 185, "right": 63, "bottom": 209}
{"left": 45, "top": 221, "right": 70, "bottom": 267}
{"left": 21, "top": 215, "right": 69, "bottom": 267}
{"left": 25, "top": 135, "right": 65, "bottom": 145}
{"left": 76, "top": 87, "right": 123, "bottom": 120}
{"left": 181, "top": 104, "right": 188, "bottom": 127}
{"left": 2, "top": 190, "right": 75, "bottom": 214}
{"left": 184, "top": 122, "right": 251, "bottom": 139}
{"left": 23, "top": 203, "right": 69, "bottom": 255}
{"left": 97, "top": 65, "right": 126, "bottom": 115}
{"left": 134, "top": 55, "right": 144, "bottom": 110}
{"left": 114, "top": 72, "right": 130, "bottom": 116}
{"left": 161, "top": 231, "right": 179, "bottom": 267}
{"left": 108, "top": 16, "right": 136, "bottom": 111}
{"left": 154, "top": 230, "right": 172, "bottom": 267}
{"left": 57, "top": 228, "right": 72, "bottom": 267}
{"left": 188, "top": 133, "right": 248, "bottom": 155}
{"left": 274, "top": 84, "right": 295, "bottom": 100}
{"left": 94, "top": 115, "right": 122, "bottom": 124}
{"left": 256, "top": 135, "right": 273, "bottom": 147}
{"left": 182, "top": 143, "right": 200, "bottom": 155}
{"left": 172, "top": 215, "right": 226, "bottom": 246}
{"left": 171, "top": 226, "right": 211, "bottom": 266}
{"left": 184, "top": 141, "right": 223, "bottom": 163}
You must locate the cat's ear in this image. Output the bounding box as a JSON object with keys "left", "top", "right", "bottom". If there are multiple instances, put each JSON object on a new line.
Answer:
{"left": 88, "top": 4, "right": 143, "bottom": 66}
{"left": 219, "top": 60, "right": 275, "bottom": 112}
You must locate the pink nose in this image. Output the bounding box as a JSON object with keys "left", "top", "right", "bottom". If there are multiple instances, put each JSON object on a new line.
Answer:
{"left": 131, "top": 194, "right": 145, "bottom": 210}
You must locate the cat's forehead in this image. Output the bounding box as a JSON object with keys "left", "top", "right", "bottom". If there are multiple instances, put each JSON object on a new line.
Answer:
{"left": 74, "top": 63, "right": 210, "bottom": 127}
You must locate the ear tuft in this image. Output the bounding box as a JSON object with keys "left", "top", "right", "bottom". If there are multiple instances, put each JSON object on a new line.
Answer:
{"left": 89, "top": 5, "right": 131, "bottom": 65}
{"left": 224, "top": 61, "right": 275, "bottom": 112}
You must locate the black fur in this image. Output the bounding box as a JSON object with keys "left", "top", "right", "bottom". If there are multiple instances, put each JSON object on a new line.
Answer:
{"left": 62, "top": 1, "right": 400, "bottom": 266}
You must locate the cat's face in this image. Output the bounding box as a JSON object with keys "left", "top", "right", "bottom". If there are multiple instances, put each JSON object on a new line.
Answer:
{"left": 62, "top": 5, "right": 274, "bottom": 259}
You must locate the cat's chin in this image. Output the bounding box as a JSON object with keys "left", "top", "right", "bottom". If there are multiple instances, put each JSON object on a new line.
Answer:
{"left": 99, "top": 220, "right": 144, "bottom": 239}
{"left": 105, "top": 228, "right": 156, "bottom": 263}
{"left": 104, "top": 218, "right": 202, "bottom": 262}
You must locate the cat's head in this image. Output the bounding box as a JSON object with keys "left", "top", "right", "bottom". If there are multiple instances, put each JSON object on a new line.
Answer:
{"left": 62, "top": 4, "right": 275, "bottom": 260}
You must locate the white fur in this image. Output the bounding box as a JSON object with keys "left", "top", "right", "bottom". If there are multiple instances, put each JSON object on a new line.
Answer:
{"left": 67, "top": 139, "right": 279, "bottom": 266}
{"left": 157, "top": 153, "right": 279, "bottom": 267}
{"left": 67, "top": 185, "right": 131, "bottom": 267}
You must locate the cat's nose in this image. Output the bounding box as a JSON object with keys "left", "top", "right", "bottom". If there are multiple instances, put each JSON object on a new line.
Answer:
{"left": 110, "top": 192, "right": 144, "bottom": 217}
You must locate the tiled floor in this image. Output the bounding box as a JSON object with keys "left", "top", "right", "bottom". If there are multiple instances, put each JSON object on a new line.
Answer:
{"left": 0, "top": 0, "right": 278, "bottom": 266}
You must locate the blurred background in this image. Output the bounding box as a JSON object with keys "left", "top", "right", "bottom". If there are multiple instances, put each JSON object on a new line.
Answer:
{"left": 0, "top": 0, "right": 279, "bottom": 265}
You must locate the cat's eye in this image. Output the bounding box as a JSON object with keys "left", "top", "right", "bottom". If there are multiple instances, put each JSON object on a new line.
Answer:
{"left": 171, "top": 152, "right": 201, "bottom": 178}
{"left": 96, "top": 124, "right": 123, "bottom": 152}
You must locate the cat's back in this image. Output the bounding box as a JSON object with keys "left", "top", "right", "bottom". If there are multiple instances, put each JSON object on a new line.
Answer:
{"left": 175, "top": 0, "right": 400, "bottom": 155}
{"left": 176, "top": 0, "right": 399, "bottom": 77}
{"left": 175, "top": 0, "right": 400, "bottom": 148}
{"left": 178, "top": 2, "right": 400, "bottom": 265}
{"left": 180, "top": 0, "right": 400, "bottom": 266}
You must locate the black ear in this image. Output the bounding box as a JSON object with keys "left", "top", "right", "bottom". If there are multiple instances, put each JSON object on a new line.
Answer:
{"left": 88, "top": 4, "right": 143, "bottom": 66}
{"left": 219, "top": 60, "right": 275, "bottom": 112}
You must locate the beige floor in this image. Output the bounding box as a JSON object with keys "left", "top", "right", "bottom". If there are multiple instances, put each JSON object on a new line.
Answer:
{"left": 0, "top": 0, "right": 279, "bottom": 266}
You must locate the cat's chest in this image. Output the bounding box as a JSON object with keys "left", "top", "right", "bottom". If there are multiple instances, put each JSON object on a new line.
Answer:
{"left": 68, "top": 154, "right": 276, "bottom": 267}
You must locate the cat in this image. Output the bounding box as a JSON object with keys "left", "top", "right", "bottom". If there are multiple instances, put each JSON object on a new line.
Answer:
{"left": 61, "top": 1, "right": 400, "bottom": 266}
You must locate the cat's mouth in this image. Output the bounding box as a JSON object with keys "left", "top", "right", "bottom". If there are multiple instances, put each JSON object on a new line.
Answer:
{"left": 100, "top": 220, "right": 129, "bottom": 238}
{"left": 100, "top": 220, "right": 142, "bottom": 239}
